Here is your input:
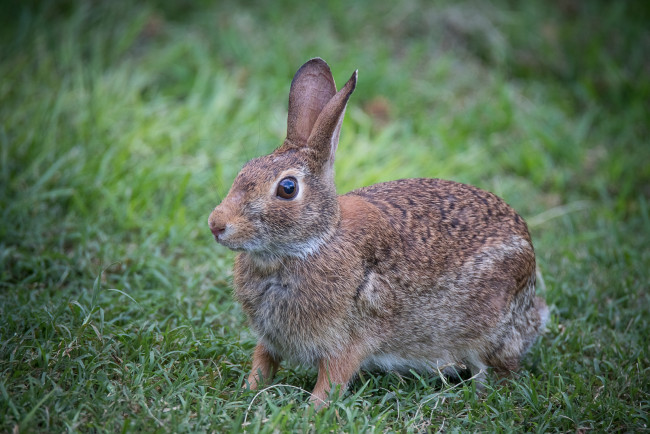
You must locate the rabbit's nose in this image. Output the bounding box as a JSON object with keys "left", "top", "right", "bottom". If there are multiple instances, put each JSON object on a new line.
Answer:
{"left": 208, "top": 211, "right": 226, "bottom": 238}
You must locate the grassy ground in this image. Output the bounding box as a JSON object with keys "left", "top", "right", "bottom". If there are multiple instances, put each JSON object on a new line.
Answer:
{"left": 1, "top": 0, "right": 648, "bottom": 431}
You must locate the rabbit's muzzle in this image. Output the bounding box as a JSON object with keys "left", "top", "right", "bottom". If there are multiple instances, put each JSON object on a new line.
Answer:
{"left": 208, "top": 191, "right": 254, "bottom": 250}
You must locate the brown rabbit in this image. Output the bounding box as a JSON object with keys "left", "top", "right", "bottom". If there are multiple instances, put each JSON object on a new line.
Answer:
{"left": 208, "top": 58, "right": 548, "bottom": 406}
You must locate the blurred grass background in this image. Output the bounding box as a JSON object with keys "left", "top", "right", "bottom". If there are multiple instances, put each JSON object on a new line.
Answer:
{"left": 1, "top": 0, "right": 648, "bottom": 431}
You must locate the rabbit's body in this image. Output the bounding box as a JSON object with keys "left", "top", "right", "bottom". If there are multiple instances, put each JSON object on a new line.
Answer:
{"left": 209, "top": 58, "right": 547, "bottom": 405}
{"left": 235, "top": 178, "right": 544, "bottom": 378}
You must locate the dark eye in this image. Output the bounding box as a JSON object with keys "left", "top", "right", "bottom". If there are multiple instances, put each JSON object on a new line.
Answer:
{"left": 276, "top": 177, "right": 298, "bottom": 199}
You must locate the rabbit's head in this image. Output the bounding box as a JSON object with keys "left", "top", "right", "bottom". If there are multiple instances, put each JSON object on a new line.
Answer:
{"left": 209, "top": 58, "right": 357, "bottom": 259}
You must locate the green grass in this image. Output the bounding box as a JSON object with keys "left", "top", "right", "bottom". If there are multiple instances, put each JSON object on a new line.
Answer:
{"left": 1, "top": 0, "right": 649, "bottom": 431}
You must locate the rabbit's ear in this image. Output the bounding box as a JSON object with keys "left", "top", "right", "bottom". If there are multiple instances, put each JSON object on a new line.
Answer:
{"left": 286, "top": 58, "right": 337, "bottom": 147}
{"left": 307, "top": 70, "right": 357, "bottom": 172}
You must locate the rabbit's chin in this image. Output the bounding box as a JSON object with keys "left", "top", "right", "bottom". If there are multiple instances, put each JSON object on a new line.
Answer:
{"left": 214, "top": 235, "right": 261, "bottom": 253}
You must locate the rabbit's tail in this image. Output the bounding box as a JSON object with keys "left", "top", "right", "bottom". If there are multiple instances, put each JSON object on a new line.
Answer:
{"left": 535, "top": 296, "right": 549, "bottom": 330}
{"left": 484, "top": 273, "right": 547, "bottom": 376}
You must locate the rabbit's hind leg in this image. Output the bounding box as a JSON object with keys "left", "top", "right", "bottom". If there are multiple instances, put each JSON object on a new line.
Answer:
{"left": 310, "top": 346, "right": 367, "bottom": 409}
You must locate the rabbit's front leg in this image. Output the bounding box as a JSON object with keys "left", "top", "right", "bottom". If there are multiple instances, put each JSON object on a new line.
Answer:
{"left": 246, "top": 342, "right": 280, "bottom": 390}
{"left": 310, "top": 348, "right": 365, "bottom": 408}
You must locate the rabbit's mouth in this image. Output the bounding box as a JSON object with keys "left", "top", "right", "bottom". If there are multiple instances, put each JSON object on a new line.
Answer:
{"left": 215, "top": 230, "right": 265, "bottom": 253}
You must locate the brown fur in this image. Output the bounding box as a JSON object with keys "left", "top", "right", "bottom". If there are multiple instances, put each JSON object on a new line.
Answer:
{"left": 208, "top": 58, "right": 548, "bottom": 406}
{"left": 247, "top": 343, "right": 281, "bottom": 390}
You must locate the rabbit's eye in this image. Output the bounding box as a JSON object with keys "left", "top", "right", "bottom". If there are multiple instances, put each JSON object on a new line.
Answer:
{"left": 276, "top": 177, "right": 298, "bottom": 200}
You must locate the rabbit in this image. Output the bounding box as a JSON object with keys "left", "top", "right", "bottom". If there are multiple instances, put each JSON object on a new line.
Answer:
{"left": 208, "top": 58, "right": 548, "bottom": 407}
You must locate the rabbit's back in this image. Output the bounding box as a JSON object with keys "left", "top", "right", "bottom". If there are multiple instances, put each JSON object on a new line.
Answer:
{"left": 347, "top": 177, "right": 534, "bottom": 273}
